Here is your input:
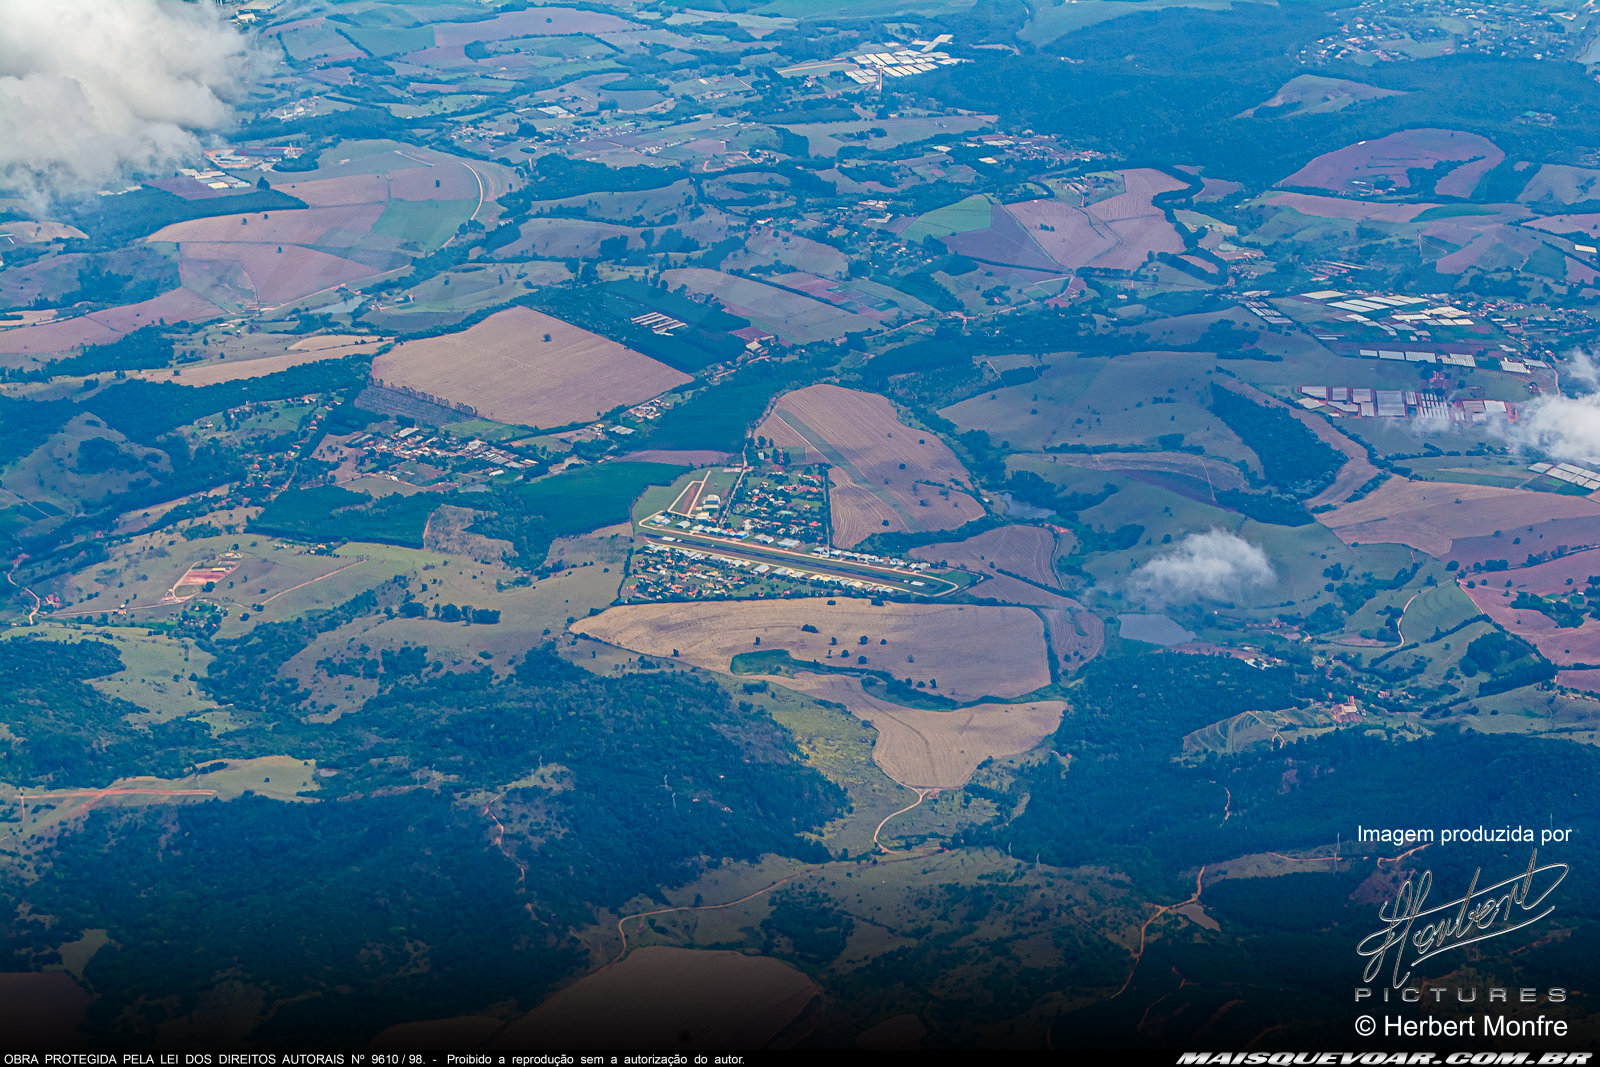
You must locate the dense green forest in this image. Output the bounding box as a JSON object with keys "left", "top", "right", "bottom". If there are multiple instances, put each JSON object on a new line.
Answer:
{"left": 960, "top": 650, "right": 1600, "bottom": 1044}
{"left": 935, "top": 3, "right": 1600, "bottom": 192}
{"left": 1, "top": 624, "right": 845, "bottom": 1045}
{"left": 0, "top": 636, "right": 221, "bottom": 787}
{"left": 1209, "top": 385, "right": 1346, "bottom": 497}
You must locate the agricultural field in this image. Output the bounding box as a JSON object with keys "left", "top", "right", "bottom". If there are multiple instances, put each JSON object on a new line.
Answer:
{"left": 914, "top": 169, "right": 1188, "bottom": 274}
{"left": 1320, "top": 479, "right": 1600, "bottom": 557}
{"left": 911, "top": 524, "right": 1064, "bottom": 587}
{"left": 1278, "top": 129, "right": 1504, "bottom": 197}
{"left": 372, "top": 306, "right": 691, "bottom": 428}
{"left": 0, "top": 288, "right": 225, "bottom": 358}
{"left": 661, "top": 268, "right": 867, "bottom": 344}
{"left": 1236, "top": 74, "right": 1405, "bottom": 118}
{"left": 777, "top": 672, "right": 1065, "bottom": 788}
{"left": 759, "top": 385, "right": 984, "bottom": 547}
{"left": 1517, "top": 165, "right": 1600, "bottom": 206}
{"left": 573, "top": 598, "right": 1053, "bottom": 700}
{"left": 941, "top": 353, "right": 1260, "bottom": 463}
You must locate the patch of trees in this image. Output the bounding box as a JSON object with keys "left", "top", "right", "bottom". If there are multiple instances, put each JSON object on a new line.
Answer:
{"left": 1208, "top": 385, "right": 1344, "bottom": 497}
{"left": 1462, "top": 629, "right": 1558, "bottom": 695}
{"left": 0, "top": 637, "right": 221, "bottom": 787}
{"left": 83, "top": 356, "right": 371, "bottom": 446}
{"left": 69, "top": 187, "right": 309, "bottom": 247}
{"left": 500, "top": 155, "right": 686, "bottom": 212}
{"left": 1214, "top": 488, "right": 1313, "bottom": 527}
{"left": 248, "top": 485, "right": 438, "bottom": 548}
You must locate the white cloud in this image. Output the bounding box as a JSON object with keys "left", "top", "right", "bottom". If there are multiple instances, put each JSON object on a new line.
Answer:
{"left": 1128, "top": 529, "right": 1275, "bottom": 604}
{"left": 1498, "top": 352, "right": 1600, "bottom": 464}
{"left": 0, "top": 0, "right": 249, "bottom": 203}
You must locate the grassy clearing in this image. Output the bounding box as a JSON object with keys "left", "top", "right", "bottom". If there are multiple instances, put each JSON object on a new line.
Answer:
{"left": 0, "top": 624, "right": 217, "bottom": 723}
{"left": 277, "top": 538, "right": 627, "bottom": 719}
{"left": 370, "top": 199, "right": 477, "bottom": 252}
{"left": 518, "top": 462, "right": 688, "bottom": 536}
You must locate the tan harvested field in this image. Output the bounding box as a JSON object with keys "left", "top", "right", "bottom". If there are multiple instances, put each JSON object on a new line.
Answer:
{"left": 1258, "top": 192, "right": 1434, "bottom": 223}
{"left": 0, "top": 314, "right": 120, "bottom": 355}
{"left": 1001, "top": 168, "right": 1185, "bottom": 272}
{"left": 1040, "top": 605, "right": 1104, "bottom": 671}
{"left": 1559, "top": 668, "right": 1600, "bottom": 695}
{"left": 489, "top": 947, "right": 816, "bottom": 1049}
{"left": 779, "top": 673, "right": 1064, "bottom": 788}
{"left": 372, "top": 306, "right": 690, "bottom": 428}
{"left": 501, "top": 217, "right": 640, "bottom": 259}
{"left": 0, "top": 287, "right": 227, "bottom": 356}
{"left": 126, "top": 351, "right": 355, "bottom": 386}
{"left": 388, "top": 161, "right": 484, "bottom": 201}
{"left": 88, "top": 288, "right": 227, "bottom": 332}
{"left": 179, "top": 242, "right": 382, "bottom": 307}
{"left": 912, "top": 525, "right": 1062, "bottom": 586}
{"left": 149, "top": 205, "right": 386, "bottom": 246}
{"left": 828, "top": 473, "right": 902, "bottom": 547}
{"left": 1238, "top": 74, "right": 1405, "bottom": 118}
{"left": 289, "top": 333, "right": 391, "bottom": 353}
{"left": 281, "top": 174, "right": 391, "bottom": 207}
{"left": 1525, "top": 213, "right": 1600, "bottom": 238}
{"left": 1462, "top": 579, "right": 1600, "bottom": 668}
{"left": 1321, "top": 481, "right": 1600, "bottom": 557}
{"left": 617, "top": 448, "right": 733, "bottom": 466}
{"left": 661, "top": 268, "right": 864, "bottom": 343}
{"left": 1465, "top": 547, "right": 1600, "bottom": 595}
{"left": 573, "top": 598, "right": 1053, "bottom": 699}
{"left": 963, "top": 572, "right": 1074, "bottom": 609}
{"left": 759, "top": 385, "right": 983, "bottom": 549}
{"left": 1517, "top": 165, "right": 1600, "bottom": 206}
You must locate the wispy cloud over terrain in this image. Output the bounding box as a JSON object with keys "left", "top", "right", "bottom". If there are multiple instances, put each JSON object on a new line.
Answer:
{"left": 0, "top": 0, "right": 249, "bottom": 202}
{"left": 1129, "top": 529, "right": 1275, "bottom": 604}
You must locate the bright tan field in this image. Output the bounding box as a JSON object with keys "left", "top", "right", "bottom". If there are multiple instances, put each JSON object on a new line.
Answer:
{"left": 127, "top": 351, "right": 362, "bottom": 387}
{"left": 372, "top": 306, "right": 690, "bottom": 428}
{"left": 486, "top": 946, "right": 817, "bottom": 1049}
{"left": 759, "top": 385, "right": 984, "bottom": 548}
{"left": 1319, "top": 480, "right": 1600, "bottom": 557}
{"left": 779, "top": 673, "right": 1064, "bottom": 788}
{"left": 573, "top": 598, "right": 1052, "bottom": 699}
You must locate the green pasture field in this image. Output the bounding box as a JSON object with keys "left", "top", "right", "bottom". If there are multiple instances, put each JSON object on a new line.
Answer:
{"left": 371, "top": 199, "right": 478, "bottom": 253}
{"left": 942, "top": 355, "right": 1259, "bottom": 463}
{"left": 518, "top": 461, "right": 688, "bottom": 536}
{"left": 405, "top": 269, "right": 525, "bottom": 314}
{"left": 901, "top": 194, "right": 993, "bottom": 244}
{"left": 1399, "top": 582, "right": 1482, "bottom": 640}
{"left": 5, "top": 413, "right": 163, "bottom": 522}
{"left": 0, "top": 624, "right": 217, "bottom": 724}
{"left": 748, "top": 678, "right": 937, "bottom": 857}
{"left": 249, "top": 485, "right": 439, "bottom": 548}
{"left": 274, "top": 532, "right": 628, "bottom": 719}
